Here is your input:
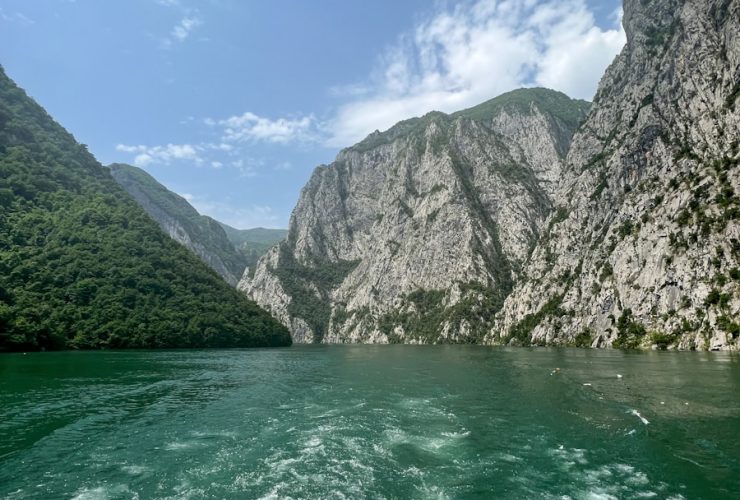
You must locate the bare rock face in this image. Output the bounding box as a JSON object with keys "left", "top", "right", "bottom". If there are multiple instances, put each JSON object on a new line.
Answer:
{"left": 243, "top": 0, "right": 739, "bottom": 350}
{"left": 240, "top": 90, "right": 589, "bottom": 343}
{"left": 492, "top": 0, "right": 740, "bottom": 350}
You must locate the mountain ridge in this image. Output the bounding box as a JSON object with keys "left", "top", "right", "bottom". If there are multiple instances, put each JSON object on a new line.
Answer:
{"left": 0, "top": 66, "right": 291, "bottom": 351}
{"left": 492, "top": 0, "right": 740, "bottom": 350}
{"left": 242, "top": 0, "right": 739, "bottom": 350}
{"left": 110, "top": 163, "right": 249, "bottom": 285}
{"left": 241, "top": 87, "right": 590, "bottom": 343}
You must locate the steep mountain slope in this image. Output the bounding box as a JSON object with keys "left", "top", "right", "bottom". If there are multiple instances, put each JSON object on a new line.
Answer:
{"left": 218, "top": 224, "right": 288, "bottom": 268}
{"left": 241, "top": 89, "right": 590, "bottom": 343}
{"left": 492, "top": 0, "right": 740, "bottom": 350}
{"left": 110, "top": 163, "right": 248, "bottom": 285}
{"left": 0, "top": 66, "right": 291, "bottom": 351}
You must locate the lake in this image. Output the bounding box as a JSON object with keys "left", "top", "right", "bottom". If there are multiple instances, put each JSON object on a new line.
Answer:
{"left": 1, "top": 346, "right": 738, "bottom": 499}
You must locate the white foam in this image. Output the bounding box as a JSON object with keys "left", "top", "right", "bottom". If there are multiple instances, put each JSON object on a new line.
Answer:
{"left": 414, "top": 484, "right": 450, "bottom": 500}
{"left": 630, "top": 409, "right": 650, "bottom": 425}
{"left": 498, "top": 453, "right": 522, "bottom": 463}
{"left": 440, "top": 430, "right": 470, "bottom": 439}
{"left": 304, "top": 436, "right": 321, "bottom": 448}
{"left": 164, "top": 441, "right": 198, "bottom": 451}
{"left": 585, "top": 492, "right": 618, "bottom": 500}
{"left": 190, "top": 430, "right": 237, "bottom": 439}
{"left": 121, "top": 465, "right": 149, "bottom": 475}
{"left": 72, "top": 484, "right": 135, "bottom": 500}
{"left": 72, "top": 487, "right": 109, "bottom": 500}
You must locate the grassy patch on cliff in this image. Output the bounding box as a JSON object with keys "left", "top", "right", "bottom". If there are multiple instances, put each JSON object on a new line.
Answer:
{"left": 272, "top": 244, "right": 359, "bottom": 343}
{"left": 379, "top": 282, "right": 503, "bottom": 344}
{"left": 506, "top": 295, "right": 565, "bottom": 346}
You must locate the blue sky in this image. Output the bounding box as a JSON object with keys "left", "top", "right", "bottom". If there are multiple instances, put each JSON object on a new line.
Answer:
{"left": 0, "top": 0, "right": 623, "bottom": 228}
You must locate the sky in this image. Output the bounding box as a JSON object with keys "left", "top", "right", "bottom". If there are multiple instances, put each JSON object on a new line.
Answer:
{"left": 0, "top": 0, "right": 624, "bottom": 229}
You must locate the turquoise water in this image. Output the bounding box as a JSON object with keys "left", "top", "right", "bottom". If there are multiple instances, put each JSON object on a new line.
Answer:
{"left": 1, "top": 346, "right": 739, "bottom": 499}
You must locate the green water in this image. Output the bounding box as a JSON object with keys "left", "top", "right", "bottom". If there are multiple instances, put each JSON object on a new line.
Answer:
{"left": 1, "top": 347, "right": 738, "bottom": 499}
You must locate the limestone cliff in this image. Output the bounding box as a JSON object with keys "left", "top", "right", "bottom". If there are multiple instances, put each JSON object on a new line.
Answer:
{"left": 240, "top": 90, "right": 590, "bottom": 343}
{"left": 492, "top": 0, "right": 740, "bottom": 350}
{"left": 243, "top": 0, "right": 739, "bottom": 350}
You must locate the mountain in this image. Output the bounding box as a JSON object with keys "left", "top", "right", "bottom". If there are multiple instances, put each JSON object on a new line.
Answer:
{"left": 110, "top": 163, "right": 248, "bottom": 286}
{"left": 218, "top": 224, "right": 288, "bottom": 269}
{"left": 493, "top": 0, "right": 739, "bottom": 350}
{"left": 0, "top": 66, "right": 291, "bottom": 351}
{"left": 242, "top": 0, "right": 739, "bottom": 350}
{"left": 240, "top": 88, "right": 591, "bottom": 343}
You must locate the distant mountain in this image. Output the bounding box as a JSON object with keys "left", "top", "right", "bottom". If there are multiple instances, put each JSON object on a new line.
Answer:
{"left": 218, "top": 224, "right": 288, "bottom": 268}
{"left": 110, "top": 163, "right": 248, "bottom": 285}
{"left": 0, "top": 66, "right": 291, "bottom": 351}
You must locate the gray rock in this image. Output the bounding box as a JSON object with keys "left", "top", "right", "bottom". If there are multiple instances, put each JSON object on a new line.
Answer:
{"left": 241, "top": 90, "right": 589, "bottom": 343}
{"left": 243, "top": 0, "right": 739, "bottom": 351}
{"left": 493, "top": 0, "right": 740, "bottom": 350}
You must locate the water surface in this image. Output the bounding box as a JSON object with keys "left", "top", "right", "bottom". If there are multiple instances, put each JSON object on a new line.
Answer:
{"left": 1, "top": 346, "right": 738, "bottom": 498}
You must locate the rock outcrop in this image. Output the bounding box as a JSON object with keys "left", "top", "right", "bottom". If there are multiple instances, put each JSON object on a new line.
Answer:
{"left": 240, "top": 89, "right": 590, "bottom": 343}
{"left": 243, "top": 0, "right": 739, "bottom": 350}
{"left": 492, "top": 0, "right": 740, "bottom": 350}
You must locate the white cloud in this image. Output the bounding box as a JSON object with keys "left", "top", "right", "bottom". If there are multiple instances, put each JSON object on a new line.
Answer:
{"left": 171, "top": 16, "right": 201, "bottom": 42}
{"left": 158, "top": 13, "right": 202, "bottom": 48}
{"left": 230, "top": 158, "right": 260, "bottom": 177}
{"left": 0, "top": 8, "right": 35, "bottom": 25}
{"left": 115, "top": 143, "right": 201, "bottom": 167}
{"left": 326, "top": 0, "right": 625, "bottom": 147}
{"left": 154, "top": 0, "right": 202, "bottom": 47}
{"left": 210, "top": 111, "right": 317, "bottom": 144}
{"left": 115, "top": 141, "right": 269, "bottom": 178}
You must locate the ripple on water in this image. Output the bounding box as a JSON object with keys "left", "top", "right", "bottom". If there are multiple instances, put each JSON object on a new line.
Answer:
{"left": 1, "top": 348, "right": 736, "bottom": 499}
{"left": 121, "top": 464, "right": 150, "bottom": 476}
{"left": 163, "top": 441, "right": 201, "bottom": 451}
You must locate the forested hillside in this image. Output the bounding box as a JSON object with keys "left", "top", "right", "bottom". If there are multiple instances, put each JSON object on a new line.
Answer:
{"left": 0, "top": 66, "right": 291, "bottom": 351}
{"left": 110, "top": 163, "right": 249, "bottom": 285}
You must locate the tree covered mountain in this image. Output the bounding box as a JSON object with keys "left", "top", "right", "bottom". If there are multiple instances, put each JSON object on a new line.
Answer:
{"left": 110, "top": 163, "right": 248, "bottom": 285}
{"left": 110, "top": 163, "right": 287, "bottom": 284}
{"left": 0, "top": 66, "right": 291, "bottom": 351}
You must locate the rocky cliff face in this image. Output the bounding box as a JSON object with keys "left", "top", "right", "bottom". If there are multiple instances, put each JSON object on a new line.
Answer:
{"left": 240, "top": 90, "right": 590, "bottom": 343}
{"left": 110, "top": 163, "right": 247, "bottom": 285}
{"left": 243, "top": 0, "right": 739, "bottom": 350}
{"left": 492, "top": 0, "right": 740, "bottom": 350}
